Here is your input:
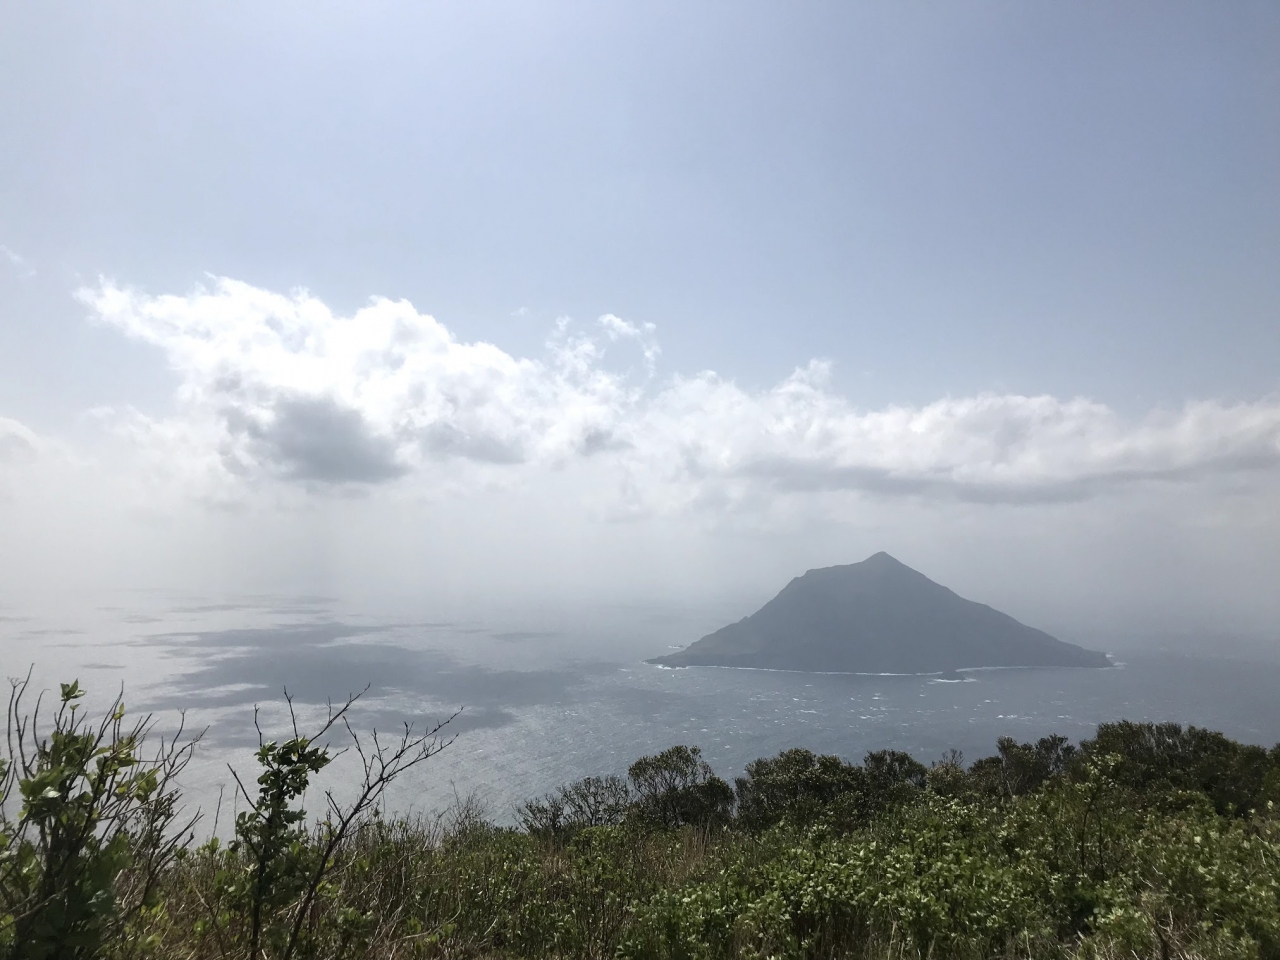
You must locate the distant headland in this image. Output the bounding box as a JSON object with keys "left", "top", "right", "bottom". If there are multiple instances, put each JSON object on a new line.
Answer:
{"left": 649, "top": 552, "right": 1110, "bottom": 673}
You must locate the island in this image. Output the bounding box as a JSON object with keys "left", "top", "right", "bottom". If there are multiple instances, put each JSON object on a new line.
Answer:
{"left": 649, "top": 552, "right": 1109, "bottom": 673}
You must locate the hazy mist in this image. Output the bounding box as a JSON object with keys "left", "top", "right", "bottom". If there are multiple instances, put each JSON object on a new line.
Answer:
{"left": 2, "top": 2, "right": 1278, "bottom": 658}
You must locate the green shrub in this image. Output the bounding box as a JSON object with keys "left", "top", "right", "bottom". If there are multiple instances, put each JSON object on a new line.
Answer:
{"left": 5, "top": 678, "right": 1280, "bottom": 960}
{"left": 733, "top": 749, "right": 866, "bottom": 832}
{"left": 629, "top": 746, "right": 735, "bottom": 830}
{"left": 1081, "top": 721, "right": 1278, "bottom": 816}
{"left": 0, "top": 675, "right": 197, "bottom": 960}
{"left": 517, "top": 774, "right": 632, "bottom": 839}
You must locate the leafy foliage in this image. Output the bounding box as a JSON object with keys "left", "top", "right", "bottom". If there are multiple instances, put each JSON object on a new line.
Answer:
{"left": 4, "top": 678, "right": 1280, "bottom": 960}
{"left": 1081, "top": 721, "right": 1279, "bottom": 816}
{"left": 517, "top": 774, "right": 632, "bottom": 838}
{"left": 628, "top": 746, "right": 734, "bottom": 830}
{"left": 0, "top": 674, "right": 199, "bottom": 960}
{"left": 734, "top": 748, "right": 865, "bottom": 831}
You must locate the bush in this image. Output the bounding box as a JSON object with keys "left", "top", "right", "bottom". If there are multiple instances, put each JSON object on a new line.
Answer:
{"left": 0, "top": 675, "right": 198, "bottom": 959}
{"left": 628, "top": 746, "right": 734, "bottom": 830}
{"left": 968, "top": 733, "right": 1077, "bottom": 799}
{"left": 734, "top": 748, "right": 865, "bottom": 831}
{"left": 1081, "top": 721, "right": 1277, "bottom": 816}
{"left": 517, "top": 774, "right": 632, "bottom": 838}
{"left": 5, "top": 678, "right": 1280, "bottom": 960}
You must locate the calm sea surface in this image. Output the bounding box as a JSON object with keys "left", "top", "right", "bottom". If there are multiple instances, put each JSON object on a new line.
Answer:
{"left": 2, "top": 591, "right": 1278, "bottom": 826}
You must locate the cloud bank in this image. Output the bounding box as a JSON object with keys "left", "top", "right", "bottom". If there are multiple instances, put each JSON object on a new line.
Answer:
{"left": 77, "top": 277, "right": 1280, "bottom": 514}
{"left": 0, "top": 417, "right": 39, "bottom": 465}
{"left": 84, "top": 279, "right": 641, "bottom": 495}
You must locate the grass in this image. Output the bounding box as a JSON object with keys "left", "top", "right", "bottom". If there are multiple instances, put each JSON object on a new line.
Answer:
{"left": 3, "top": 678, "right": 1279, "bottom": 959}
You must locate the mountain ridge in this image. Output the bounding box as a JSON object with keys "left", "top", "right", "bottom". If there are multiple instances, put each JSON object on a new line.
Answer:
{"left": 649, "top": 552, "right": 1110, "bottom": 672}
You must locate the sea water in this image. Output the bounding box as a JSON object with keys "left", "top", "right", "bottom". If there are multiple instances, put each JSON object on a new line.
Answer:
{"left": 2, "top": 591, "right": 1278, "bottom": 825}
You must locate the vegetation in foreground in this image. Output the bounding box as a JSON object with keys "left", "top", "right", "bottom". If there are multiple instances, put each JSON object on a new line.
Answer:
{"left": 2, "top": 675, "right": 1280, "bottom": 960}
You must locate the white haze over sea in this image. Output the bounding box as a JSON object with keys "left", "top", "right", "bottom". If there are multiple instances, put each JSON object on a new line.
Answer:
{"left": 4, "top": 276, "right": 1280, "bottom": 648}
{"left": 4, "top": 4, "right": 1279, "bottom": 832}
{"left": 4, "top": 590, "right": 1279, "bottom": 828}
{"left": 3, "top": 276, "right": 1276, "bottom": 828}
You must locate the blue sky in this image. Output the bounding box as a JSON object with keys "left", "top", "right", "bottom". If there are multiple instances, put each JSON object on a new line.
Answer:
{"left": 1, "top": 3, "right": 1278, "bottom": 639}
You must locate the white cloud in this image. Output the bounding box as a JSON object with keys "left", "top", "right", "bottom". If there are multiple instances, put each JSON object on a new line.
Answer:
{"left": 82, "top": 278, "right": 638, "bottom": 493}
{"left": 78, "top": 277, "right": 1280, "bottom": 513}
{"left": 0, "top": 416, "right": 69, "bottom": 506}
{"left": 597, "top": 313, "right": 660, "bottom": 371}
{"left": 628, "top": 374, "right": 1280, "bottom": 508}
{"left": 0, "top": 245, "right": 35, "bottom": 278}
{"left": 0, "top": 416, "right": 39, "bottom": 466}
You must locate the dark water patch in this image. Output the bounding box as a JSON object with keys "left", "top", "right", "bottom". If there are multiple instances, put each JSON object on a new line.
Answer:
{"left": 192, "top": 701, "right": 508, "bottom": 750}
{"left": 143, "top": 621, "right": 397, "bottom": 650}
{"left": 493, "top": 631, "right": 560, "bottom": 642}
{"left": 589, "top": 682, "right": 701, "bottom": 721}
{"left": 135, "top": 622, "right": 598, "bottom": 741}
{"left": 361, "top": 704, "right": 515, "bottom": 736}
{"left": 169, "top": 602, "right": 272, "bottom": 614}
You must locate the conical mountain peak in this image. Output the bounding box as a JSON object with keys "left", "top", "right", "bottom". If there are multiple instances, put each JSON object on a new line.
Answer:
{"left": 863, "top": 550, "right": 899, "bottom": 564}
{"left": 802, "top": 552, "right": 916, "bottom": 578}
{"left": 651, "top": 555, "right": 1109, "bottom": 673}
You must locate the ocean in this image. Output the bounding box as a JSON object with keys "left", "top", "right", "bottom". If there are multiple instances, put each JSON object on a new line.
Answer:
{"left": 2, "top": 590, "right": 1279, "bottom": 827}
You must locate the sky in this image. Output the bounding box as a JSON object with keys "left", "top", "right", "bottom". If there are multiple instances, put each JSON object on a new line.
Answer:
{"left": 1, "top": 2, "right": 1278, "bottom": 645}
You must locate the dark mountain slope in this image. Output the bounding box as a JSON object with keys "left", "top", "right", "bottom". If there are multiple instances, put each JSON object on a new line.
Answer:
{"left": 650, "top": 552, "right": 1109, "bottom": 672}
